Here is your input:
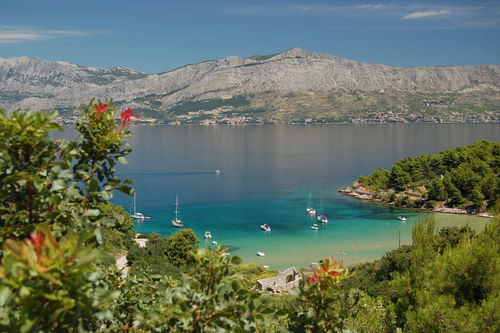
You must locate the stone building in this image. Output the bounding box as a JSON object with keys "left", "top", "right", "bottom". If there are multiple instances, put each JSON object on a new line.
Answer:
{"left": 255, "top": 267, "right": 301, "bottom": 293}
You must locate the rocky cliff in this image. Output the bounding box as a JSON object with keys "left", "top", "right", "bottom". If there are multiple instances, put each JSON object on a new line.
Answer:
{"left": 1, "top": 48, "right": 499, "bottom": 124}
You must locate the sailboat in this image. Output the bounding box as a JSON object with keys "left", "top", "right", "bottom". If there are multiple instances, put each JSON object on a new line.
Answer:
{"left": 130, "top": 192, "right": 151, "bottom": 220}
{"left": 306, "top": 191, "right": 316, "bottom": 217}
{"left": 316, "top": 190, "right": 328, "bottom": 223}
{"left": 172, "top": 195, "right": 183, "bottom": 227}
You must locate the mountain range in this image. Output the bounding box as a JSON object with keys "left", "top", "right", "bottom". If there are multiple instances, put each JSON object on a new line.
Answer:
{"left": 1, "top": 47, "right": 499, "bottom": 124}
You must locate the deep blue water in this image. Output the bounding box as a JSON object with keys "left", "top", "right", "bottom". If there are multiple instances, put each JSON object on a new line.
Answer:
{"left": 100, "top": 124, "right": 500, "bottom": 269}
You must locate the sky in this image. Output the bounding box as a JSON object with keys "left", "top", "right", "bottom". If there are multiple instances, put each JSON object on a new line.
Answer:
{"left": 1, "top": 0, "right": 499, "bottom": 73}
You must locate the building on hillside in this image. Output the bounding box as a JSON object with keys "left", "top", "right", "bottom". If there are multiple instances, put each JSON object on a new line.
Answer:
{"left": 255, "top": 267, "right": 301, "bottom": 293}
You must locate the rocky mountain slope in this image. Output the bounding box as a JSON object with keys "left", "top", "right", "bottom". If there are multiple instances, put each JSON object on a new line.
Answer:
{"left": 1, "top": 48, "right": 499, "bottom": 124}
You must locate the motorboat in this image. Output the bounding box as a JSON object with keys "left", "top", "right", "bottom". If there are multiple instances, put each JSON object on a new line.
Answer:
{"left": 398, "top": 215, "right": 407, "bottom": 221}
{"left": 317, "top": 215, "right": 328, "bottom": 223}
{"left": 205, "top": 231, "right": 212, "bottom": 239}
{"left": 311, "top": 224, "right": 319, "bottom": 230}
{"left": 130, "top": 192, "right": 151, "bottom": 220}
{"left": 172, "top": 195, "right": 183, "bottom": 227}
{"left": 260, "top": 224, "right": 271, "bottom": 232}
{"left": 212, "top": 240, "right": 218, "bottom": 245}
{"left": 256, "top": 252, "right": 265, "bottom": 257}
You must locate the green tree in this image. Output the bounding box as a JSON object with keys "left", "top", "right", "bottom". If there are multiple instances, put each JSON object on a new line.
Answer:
{"left": 448, "top": 183, "right": 464, "bottom": 207}
{"left": 164, "top": 229, "right": 200, "bottom": 267}
{"left": 390, "top": 164, "right": 411, "bottom": 191}
{"left": 427, "top": 178, "right": 448, "bottom": 202}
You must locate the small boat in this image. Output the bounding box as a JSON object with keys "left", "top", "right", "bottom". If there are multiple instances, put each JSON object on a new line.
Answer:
{"left": 311, "top": 224, "right": 319, "bottom": 230}
{"left": 212, "top": 240, "right": 218, "bottom": 245}
{"left": 256, "top": 251, "right": 265, "bottom": 257}
{"left": 263, "top": 265, "right": 269, "bottom": 269}
{"left": 215, "top": 169, "right": 221, "bottom": 174}
{"left": 398, "top": 215, "right": 407, "bottom": 221}
{"left": 317, "top": 215, "right": 328, "bottom": 223}
{"left": 306, "top": 191, "right": 316, "bottom": 216}
{"left": 130, "top": 192, "right": 151, "bottom": 220}
{"left": 260, "top": 224, "right": 271, "bottom": 232}
{"left": 172, "top": 195, "right": 183, "bottom": 227}
{"left": 205, "top": 231, "right": 212, "bottom": 239}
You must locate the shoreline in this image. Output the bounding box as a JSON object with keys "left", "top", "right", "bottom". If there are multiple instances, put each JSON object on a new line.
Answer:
{"left": 339, "top": 183, "right": 493, "bottom": 219}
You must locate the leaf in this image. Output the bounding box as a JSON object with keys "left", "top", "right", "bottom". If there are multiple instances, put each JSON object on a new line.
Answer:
{"left": 83, "top": 209, "right": 100, "bottom": 217}
{"left": 117, "top": 156, "right": 128, "bottom": 164}
{"left": 0, "top": 286, "right": 12, "bottom": 306}
{"left": 88, "top": 178, "right": 99, "bottom": 193}
{"left": 94, "top": 228, "right": 104, "bottom": 245}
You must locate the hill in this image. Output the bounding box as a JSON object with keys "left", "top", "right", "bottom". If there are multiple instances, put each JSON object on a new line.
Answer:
{"left": 1, "top": 48, "right": 499, "bottom": 124}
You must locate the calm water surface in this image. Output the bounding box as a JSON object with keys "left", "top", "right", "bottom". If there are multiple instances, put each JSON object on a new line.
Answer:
{"left": 108, "top": 124, "right": 499, "bottom": 270}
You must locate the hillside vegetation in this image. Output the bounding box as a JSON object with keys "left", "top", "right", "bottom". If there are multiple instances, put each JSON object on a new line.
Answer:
{"left": 347, "top": 140, "right": 500, "bottom": 214}
{"left": 0, "top": 102, "right": 499, "bottom": 332}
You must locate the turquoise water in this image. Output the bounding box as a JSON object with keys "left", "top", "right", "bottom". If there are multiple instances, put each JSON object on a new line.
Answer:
{"left": 109, "top": 124, "right": 499, "bottom": 270}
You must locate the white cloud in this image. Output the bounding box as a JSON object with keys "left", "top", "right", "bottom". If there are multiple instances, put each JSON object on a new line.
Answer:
{"left": 402, "top": 10, "right": 450, "bottom": 20}
{"left": 0, "top": 26, "right": 88, "bottom": 43}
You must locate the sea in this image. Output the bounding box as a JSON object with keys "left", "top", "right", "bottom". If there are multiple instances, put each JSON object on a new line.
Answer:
{"left": 104, "top": 123, "right": 500, "bottom": 270}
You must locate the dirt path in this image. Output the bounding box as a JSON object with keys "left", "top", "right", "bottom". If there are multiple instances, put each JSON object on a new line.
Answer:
{"left": 115, "top": 236, "right": 148, "bottom": 279}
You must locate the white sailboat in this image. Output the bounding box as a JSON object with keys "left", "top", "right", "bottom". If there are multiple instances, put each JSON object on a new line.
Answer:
{"left": 172, "top": 195, "right": 183, "bottom": 227}
{"left": 130, "top": 192, "right": 151, "bottom": 220}
{"left": 306, "top": 191, "right": 316, "bottom": 216}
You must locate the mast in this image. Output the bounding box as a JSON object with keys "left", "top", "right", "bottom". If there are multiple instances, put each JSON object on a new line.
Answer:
{"left": 175, "top": 195, "right": 179, "bottom": 221}
{"left": 133, "top": 192, "right": 137, "bottom": 214}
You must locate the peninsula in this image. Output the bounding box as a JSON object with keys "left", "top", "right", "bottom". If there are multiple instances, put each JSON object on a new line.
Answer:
{"left": 340, "top": 140, "right": 499, "bottom": 217}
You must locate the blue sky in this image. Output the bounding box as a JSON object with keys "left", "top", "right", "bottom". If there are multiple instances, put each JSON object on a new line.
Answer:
{"left": 1, "top": 0, "right": 499, "bottom": 73}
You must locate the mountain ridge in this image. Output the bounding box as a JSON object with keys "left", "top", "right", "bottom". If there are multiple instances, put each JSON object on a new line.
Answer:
{"left": 0, "top": 48, "right": 499, "bottom": 124}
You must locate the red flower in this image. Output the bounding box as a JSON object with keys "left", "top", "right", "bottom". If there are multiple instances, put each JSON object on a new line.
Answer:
{"left": 307, "top": 271, "right": 319, "bottom": 284}
{"left": 94, "top": 103, "right": 107, "bottom": 114}
{"left": 330, "top": 270, "right": 341, "bottom": 276}
{"left": 120, "top": 107, "right": 134, "bottom": 125}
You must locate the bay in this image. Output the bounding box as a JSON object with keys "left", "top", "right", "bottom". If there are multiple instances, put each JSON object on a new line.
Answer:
{"left": 111, "top": 124, "right": 500, "bottom": 270}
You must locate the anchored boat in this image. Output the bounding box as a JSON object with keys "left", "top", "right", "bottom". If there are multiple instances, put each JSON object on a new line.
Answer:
{"left": 130, "top": 192, "right": 151, "bottom": 220}
{"left": 172, "top": 195, "right": 183, "bottom": 227}
{"left": 260, "top": 224, "right": 271, "bottom": 232}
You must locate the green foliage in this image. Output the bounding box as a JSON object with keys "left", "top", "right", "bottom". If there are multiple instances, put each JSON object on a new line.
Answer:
{"left": 358, "top": 141, "right": 500, "bottom": 210}
{"left": 428, "top": 178, "right": 448, "bottom": 201}
{"left": 390, "top": 215, "right": 500, "bottom": 331}
{"left": 127, "top": 229, "right": 200, "bottom": 275}
{"left": 0, "top": 225, "right": 119, "bottom": 332}
{"left": 285, "top": 257, "right": 351, "bottom": 332}
{"left": 344, "top": 292, "right": 396, "bottom": 333}
{"left": 230, "top": 264, "right": 278, "bottom": 289}
{"left": 390, "top": 164, "right": 411, "bottom": 191}
{"left": 164, "top": 229, "right": 200, "bottom": 267}
{"left": 97, "top": 202, "right": 135, "bottom": 256}
{"left": 359, "top": 168, "right": 390, "bottom": 190}
{"left": 119, "top": 246, "right": 273, "bottom": 331}
{"left": 170, "top": 95, "right": 249, "bottom": 115}
{"left": 0, "top": 101, "right": 133, "bottom": 251}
